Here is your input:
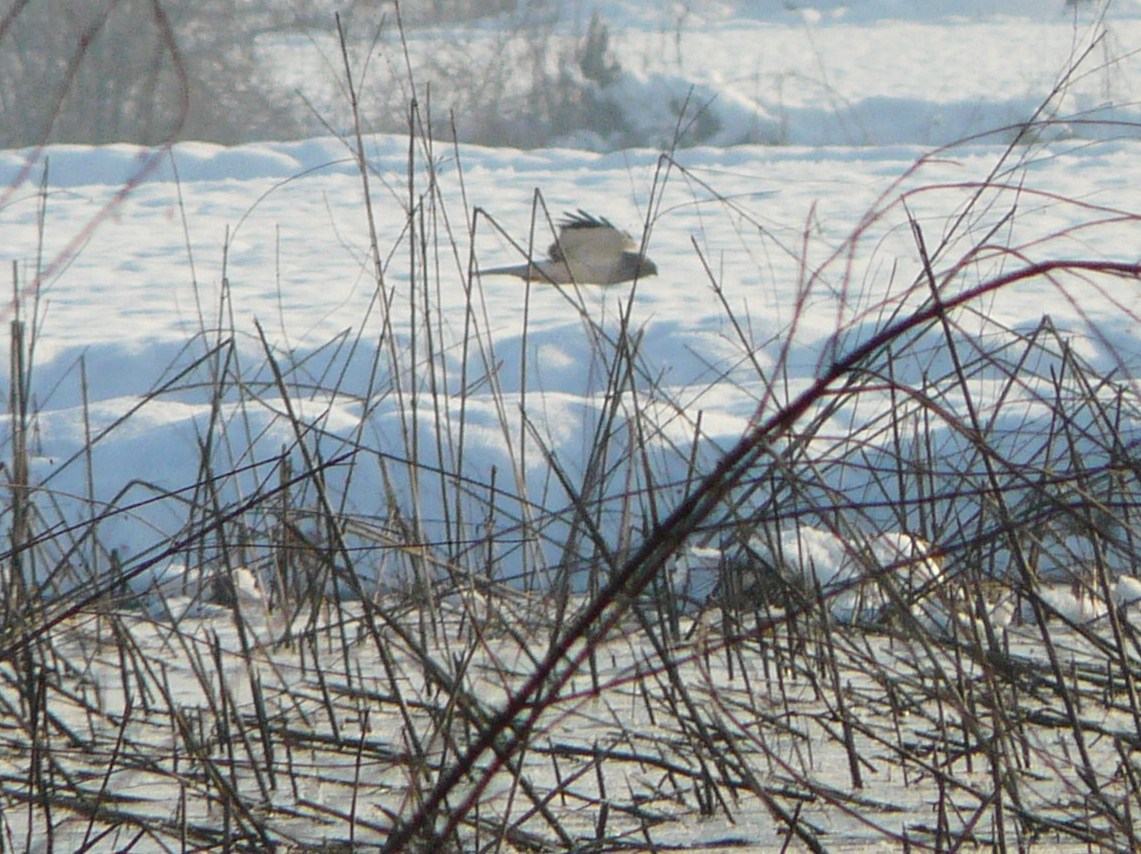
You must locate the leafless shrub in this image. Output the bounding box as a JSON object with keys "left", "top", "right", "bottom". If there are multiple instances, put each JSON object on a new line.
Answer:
{"left": 0, "top": 0, "right": 302, "bottom": 147}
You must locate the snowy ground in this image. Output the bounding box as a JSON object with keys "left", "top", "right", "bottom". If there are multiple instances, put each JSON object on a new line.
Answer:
{"left": 2, "top": 1, "right": 1140, "bottom": 568}
{"left": 3, "top": 1, "right": 1141, "bottom": 851}
{"left": 5, "top": 594, "right": 1141, "bottom": 852}
{"left": 5, "top": 125, "right": 1141, "bottom": 571}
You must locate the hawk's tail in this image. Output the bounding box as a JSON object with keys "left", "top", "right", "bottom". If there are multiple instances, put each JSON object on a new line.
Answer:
{"left": 479, "top": 263, "right": 534, "bottom": 278}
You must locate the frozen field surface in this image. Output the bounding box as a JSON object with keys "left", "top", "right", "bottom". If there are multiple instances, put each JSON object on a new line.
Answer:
{"left": 3, "top": 591, "right": 1141, "bottom": 851}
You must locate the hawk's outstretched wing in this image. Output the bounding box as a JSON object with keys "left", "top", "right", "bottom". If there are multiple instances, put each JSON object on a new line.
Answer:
{"left": 548, "top": 210, "right": 634, "bottom": 261}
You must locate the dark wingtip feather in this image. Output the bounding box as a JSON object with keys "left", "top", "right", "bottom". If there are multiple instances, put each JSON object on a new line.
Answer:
{"left": 559, "top": 210, "right": 615, "bottom": 230}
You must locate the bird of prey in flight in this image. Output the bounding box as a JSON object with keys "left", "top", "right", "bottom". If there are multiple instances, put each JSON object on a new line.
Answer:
{"left": 482, "top": 210, "right": 657, "bottom": 285}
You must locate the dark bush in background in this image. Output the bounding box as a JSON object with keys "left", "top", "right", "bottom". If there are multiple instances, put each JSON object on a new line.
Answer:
{"left": 0, "top": 0, "right": 642, "bottom": 150}
{"left": 0, "top": 0, "right": 303, "bottom": 148}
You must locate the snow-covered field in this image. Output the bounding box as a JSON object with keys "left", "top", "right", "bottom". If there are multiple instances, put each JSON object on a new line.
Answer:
{"left": 3, "top": 1, "right": 1141, "bottom": 851}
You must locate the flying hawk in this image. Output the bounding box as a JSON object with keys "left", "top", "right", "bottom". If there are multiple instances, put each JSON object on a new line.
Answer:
{"left": 482, "top": 210, "right": 657, "bottom": 285}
